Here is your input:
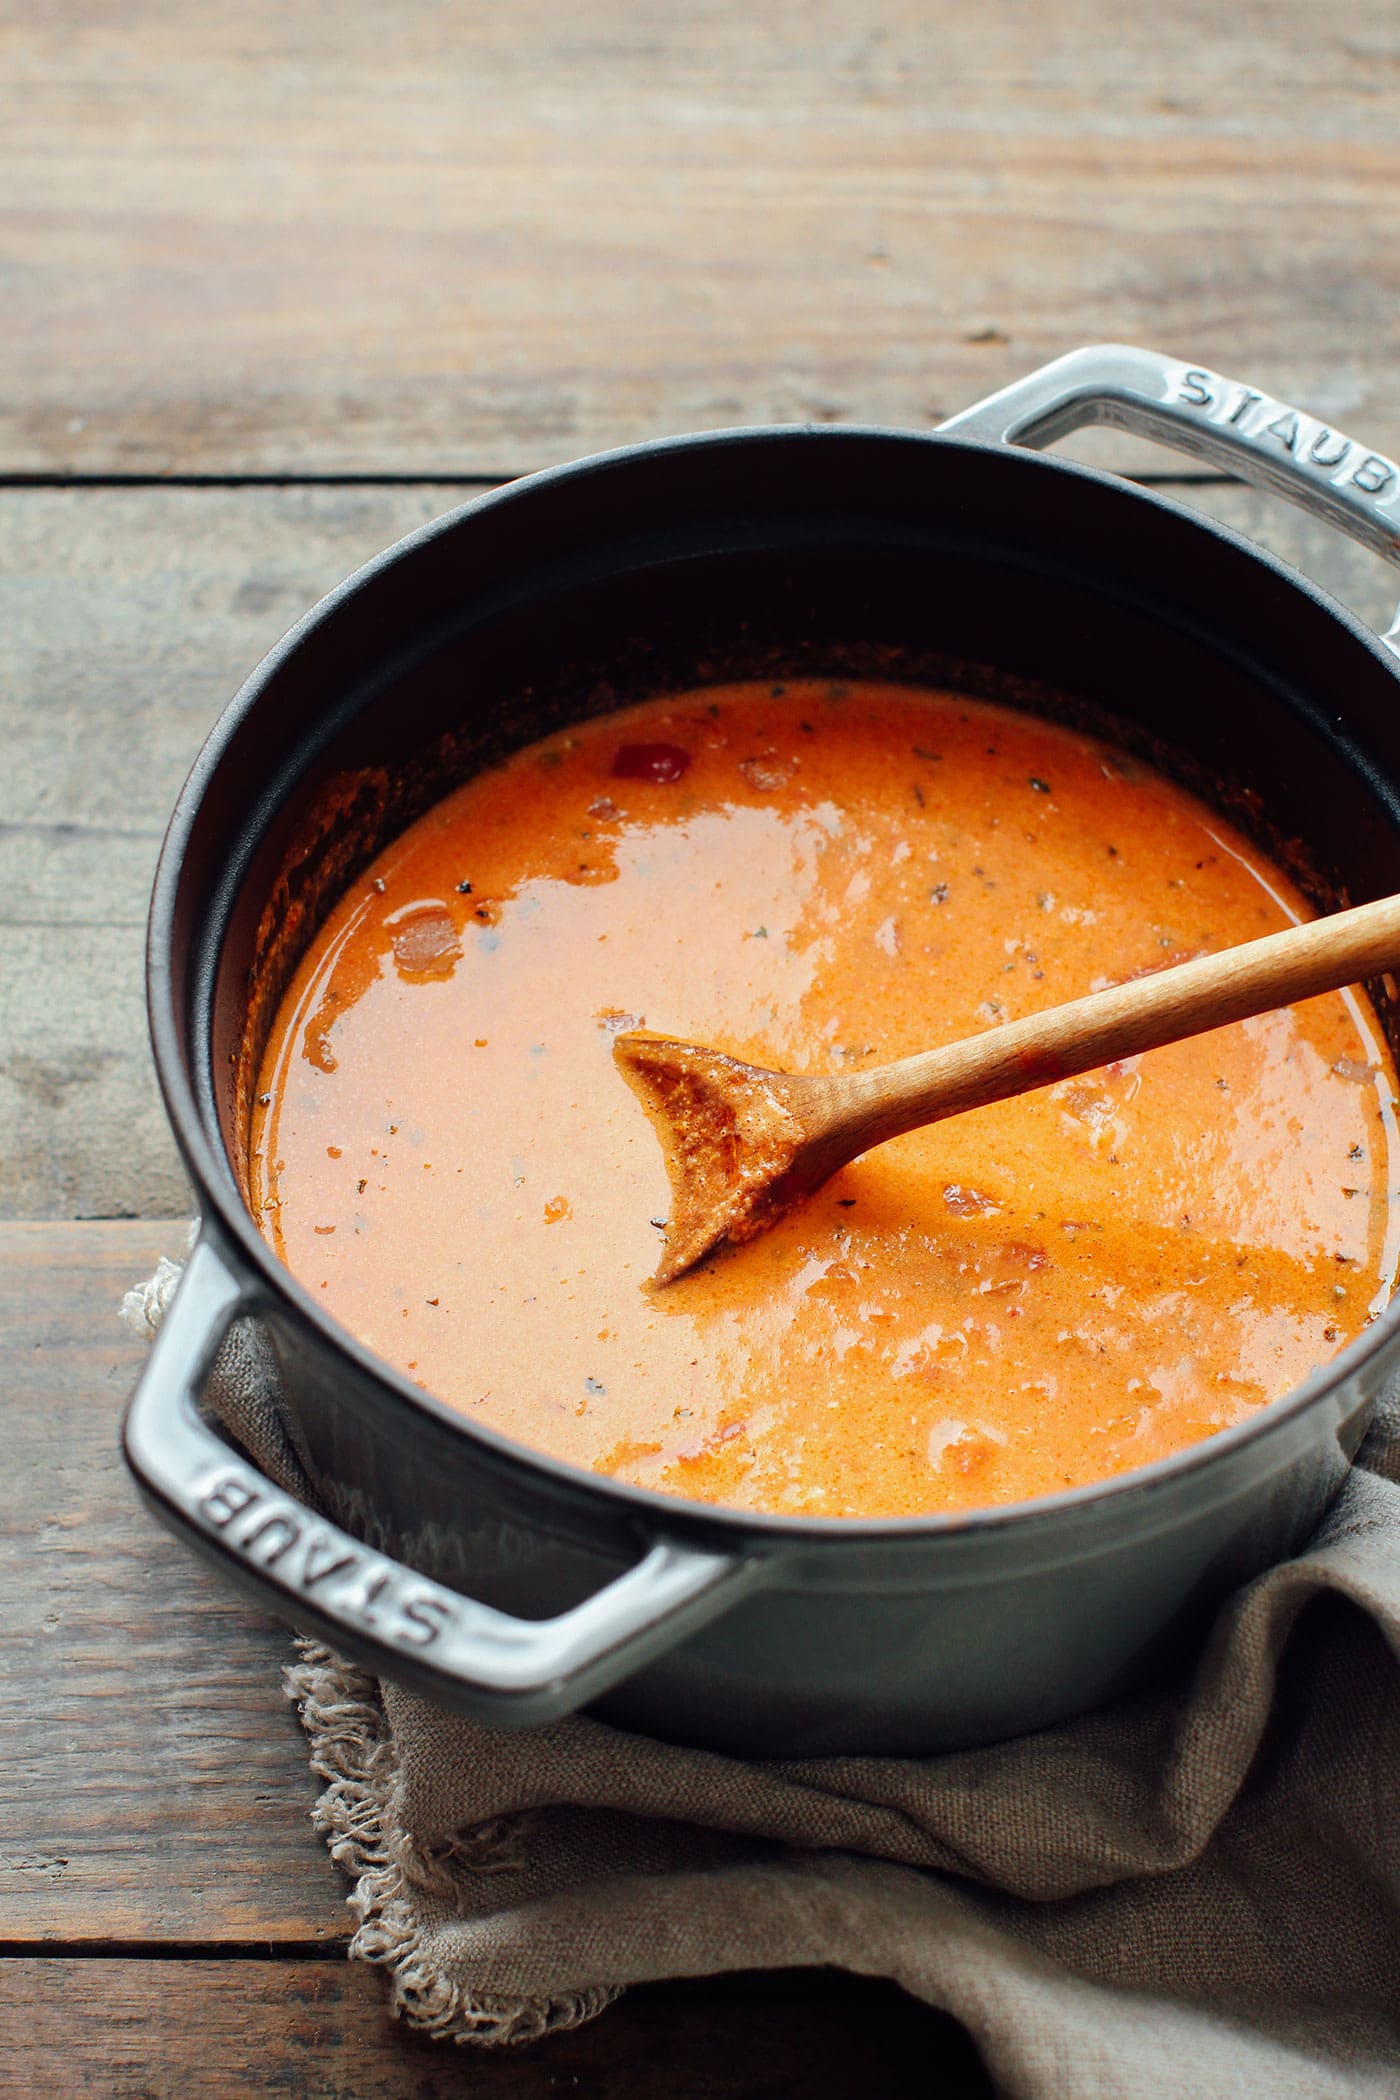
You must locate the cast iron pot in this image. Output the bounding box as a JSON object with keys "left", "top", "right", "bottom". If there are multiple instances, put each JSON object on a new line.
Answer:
{"left": 125, "top": 345, "right": 1400, "bottom": 1756}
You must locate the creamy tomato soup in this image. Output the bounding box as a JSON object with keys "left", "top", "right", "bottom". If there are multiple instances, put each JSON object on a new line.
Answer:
{"left": 249, "top": 682, "right": 1399, "bottom": 1518}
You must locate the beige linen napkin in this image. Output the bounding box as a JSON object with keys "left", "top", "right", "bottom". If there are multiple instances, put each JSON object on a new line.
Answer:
{"left": 125, "top": 1252, "right": 1400, "bottom": 2098}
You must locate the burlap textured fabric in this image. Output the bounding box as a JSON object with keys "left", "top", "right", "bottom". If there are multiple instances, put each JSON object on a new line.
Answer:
{"left": 125, "top": 1252, "right": 1400, "bottom": 2097}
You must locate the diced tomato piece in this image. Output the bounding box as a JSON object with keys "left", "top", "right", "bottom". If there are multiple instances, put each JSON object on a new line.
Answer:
{"left": 611, "top": 742, "right": 691, "bottom": 784}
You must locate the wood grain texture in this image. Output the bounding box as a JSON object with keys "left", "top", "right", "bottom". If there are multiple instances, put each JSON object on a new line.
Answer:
{"left": 3, "top": 0, "right": 1400, "bottom": 475}
{"left": 3, "top": 478, "right": 1396, "bottom": 1222}
{"left": 0, "top": 1219, "right": 346, "bottom": 1942}
{"left": 0, "top": 1959, "right": 992, "bottom": 2099}
{"left": 0, "top": 484, "right": 465, "bottom": 1219}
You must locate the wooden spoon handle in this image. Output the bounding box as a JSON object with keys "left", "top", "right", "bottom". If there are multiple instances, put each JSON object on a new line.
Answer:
{"left": 839, "top": 890, "right": 1400, "bottom": 1151}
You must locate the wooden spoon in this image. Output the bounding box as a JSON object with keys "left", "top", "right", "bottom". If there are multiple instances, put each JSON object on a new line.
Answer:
{"left": 615, "top": 891, "right": 1400, "bottom": 1285}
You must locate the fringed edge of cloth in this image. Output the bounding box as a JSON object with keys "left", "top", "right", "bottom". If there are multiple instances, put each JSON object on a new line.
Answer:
{"left": 283, "top": 1639, "right": 623, "bottom": 2046}
{"left": 119, "top": 1230, "right": 197, "bottom": 1343}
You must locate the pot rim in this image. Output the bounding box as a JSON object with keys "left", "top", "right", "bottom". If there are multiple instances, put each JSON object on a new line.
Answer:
{"left": 147, "top": 419, "right": 1400, "bottom": 1548}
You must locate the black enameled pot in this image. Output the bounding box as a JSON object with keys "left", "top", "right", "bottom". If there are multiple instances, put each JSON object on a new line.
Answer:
{"left": 125, "top": 345, "right": 1400, "bottom": 1755}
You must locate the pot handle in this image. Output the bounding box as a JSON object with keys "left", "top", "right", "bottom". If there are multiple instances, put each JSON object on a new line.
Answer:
{"left": 123, "top": 1233, "right": 756, "bottom": 1723}
{"left": 939, "top": 343, "right": 1400, "bottom": 646}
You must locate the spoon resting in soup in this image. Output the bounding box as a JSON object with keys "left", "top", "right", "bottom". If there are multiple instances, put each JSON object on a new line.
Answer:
{"left": 247, "top": 680, "right": 1399, "bottom": 1520}
{"left": 613, "top": 890, "right": 1400, "bottom": 1284}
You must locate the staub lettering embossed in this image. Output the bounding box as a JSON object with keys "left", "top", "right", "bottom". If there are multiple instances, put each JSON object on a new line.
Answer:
{"left": 196, "top": 1469, "right": 453, "bottom": 1648}
{"left": 1170, "top": 365, "right": 1399, "bottom": 509}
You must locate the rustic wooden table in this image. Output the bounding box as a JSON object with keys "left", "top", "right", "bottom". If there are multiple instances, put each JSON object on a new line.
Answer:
{"left": 5, "top": 5, "right": 1400, "bottom": 2092}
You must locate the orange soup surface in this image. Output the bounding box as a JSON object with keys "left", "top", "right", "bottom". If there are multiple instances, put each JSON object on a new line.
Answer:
{"left": 250, "top": 683, "right": 1399, "bottom": 1518}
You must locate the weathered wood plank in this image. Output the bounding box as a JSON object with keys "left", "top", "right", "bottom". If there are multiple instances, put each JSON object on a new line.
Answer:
{"left": 0, "top": 1220, "right": 346, "bottom": 1942}
{"left": 2, "top": 480, "right": 1396, "bottom": 1220}
{"left": 0, "top": 1958, "right": 991, "bottom": 2098}
{"left": 0, "top": 484, "right": 465, "bottom": 1219}
{"left": 3, "top": 0, "right": 1400, "bottom": 475}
